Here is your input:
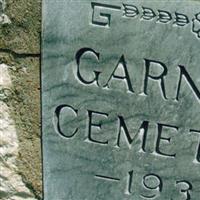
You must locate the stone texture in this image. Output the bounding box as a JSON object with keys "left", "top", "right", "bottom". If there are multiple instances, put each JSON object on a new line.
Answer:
{"left": 0, "top": 64, "right": 37, "bottom": 200}
{"left": 8, "top": 57, "right": 41, "bottom": 199}
{"left": 0, "top": 0, "right": 42, "bottom": 199}
{"left": 43, "top": 0, "right": 200, "bottom": 199}
{"left": 0, "top": 0, "right": 11, "bottom": 24}
{"left": 0, "top": 0, "right": 41, "bottom": 53}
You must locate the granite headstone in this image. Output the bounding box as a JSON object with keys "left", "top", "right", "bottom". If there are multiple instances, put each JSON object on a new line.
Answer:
{"left": 42, "top": 0, "right": 200, "bottom": 199}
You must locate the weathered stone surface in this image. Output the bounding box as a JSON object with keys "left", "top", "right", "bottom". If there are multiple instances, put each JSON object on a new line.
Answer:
{"left": 0, "top": 0, "right": 41, "bottom": 53}
{"left": 43, "top": 0, "right": 200, "bottom": 199}
{"left": 7, "top": 57, "right": 42, "bottom": 199}
{"left": 0, "top": 0, "right": 11, "bottom": 24}
{"left": 0, "top": 0, "right": 42, "bottom": 199}
{"left": 0, "top": 64, "right": 37, "bottom": 200}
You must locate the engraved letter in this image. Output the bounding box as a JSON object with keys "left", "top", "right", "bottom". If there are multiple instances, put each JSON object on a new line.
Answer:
{"left": 143, "top": 59, "right": 168, "bottom": 99}
{"left": 141, "top": 7, "right": 156, "bottom": 20}
{"left": 175, "top": 180, "right": 192, "bottom": 200}
{"left": 123, "top": 4, "right": 139, "bottom": 18}
{"left": 86, "top": 110, "right": 109, "bottom": 145}
{"left": 75, "top": 48, "right": 101, "bottom": 86}
{"left": 192, "top": 13, "right": 200, "bottom": 38}
{"left": 190, "top": 129, "right": 200, "bottom": 163}
{"left": 155, "top": 123, "right": 178, "bottom": 158}
{"left": 91, "top": 2, "right": 121, "bottom": 27}
{"left": 126, "top": 170, "right": 134, "bottom": 195}
{"left": 174, "top": 12, "right": 189, "bottom": 26}
{"left": 116, "top": 117, "right": 149, "bottom": 151}
{"left": 176, "top": 65, "right": 200, "bottom": 102}
{"left": 104, "top": 55, "right": 134, "bottom": 93}
{"left": 54, "top": 104, "right": 78, "bottom": 138}
{"left": 157, "top": 10, "right": 172, "bottom": 23}
{"left": 141, "top": 173, "right": 163, "bottom": 199}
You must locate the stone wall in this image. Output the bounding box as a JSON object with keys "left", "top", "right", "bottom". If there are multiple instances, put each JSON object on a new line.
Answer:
{"left": 0, "top": 0, "right": 41, "bottom": 199}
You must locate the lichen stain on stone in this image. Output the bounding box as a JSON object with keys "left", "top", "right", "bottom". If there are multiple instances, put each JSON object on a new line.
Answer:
{"left": 0, "top": 63, "right": 38, "bottom": 200}
{"left": 6, "top": 58, "right": 42, "bottom": 199}
{"left": 0, "top": 0, "right": 11, "bottom": 24}
{"left": 0, "top": 0, "right": 42, "bottom": 199}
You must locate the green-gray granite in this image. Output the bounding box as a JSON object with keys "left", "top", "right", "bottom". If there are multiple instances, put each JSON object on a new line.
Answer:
{"left": 42, "top": 0, "right": 200, "bottom": 199}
